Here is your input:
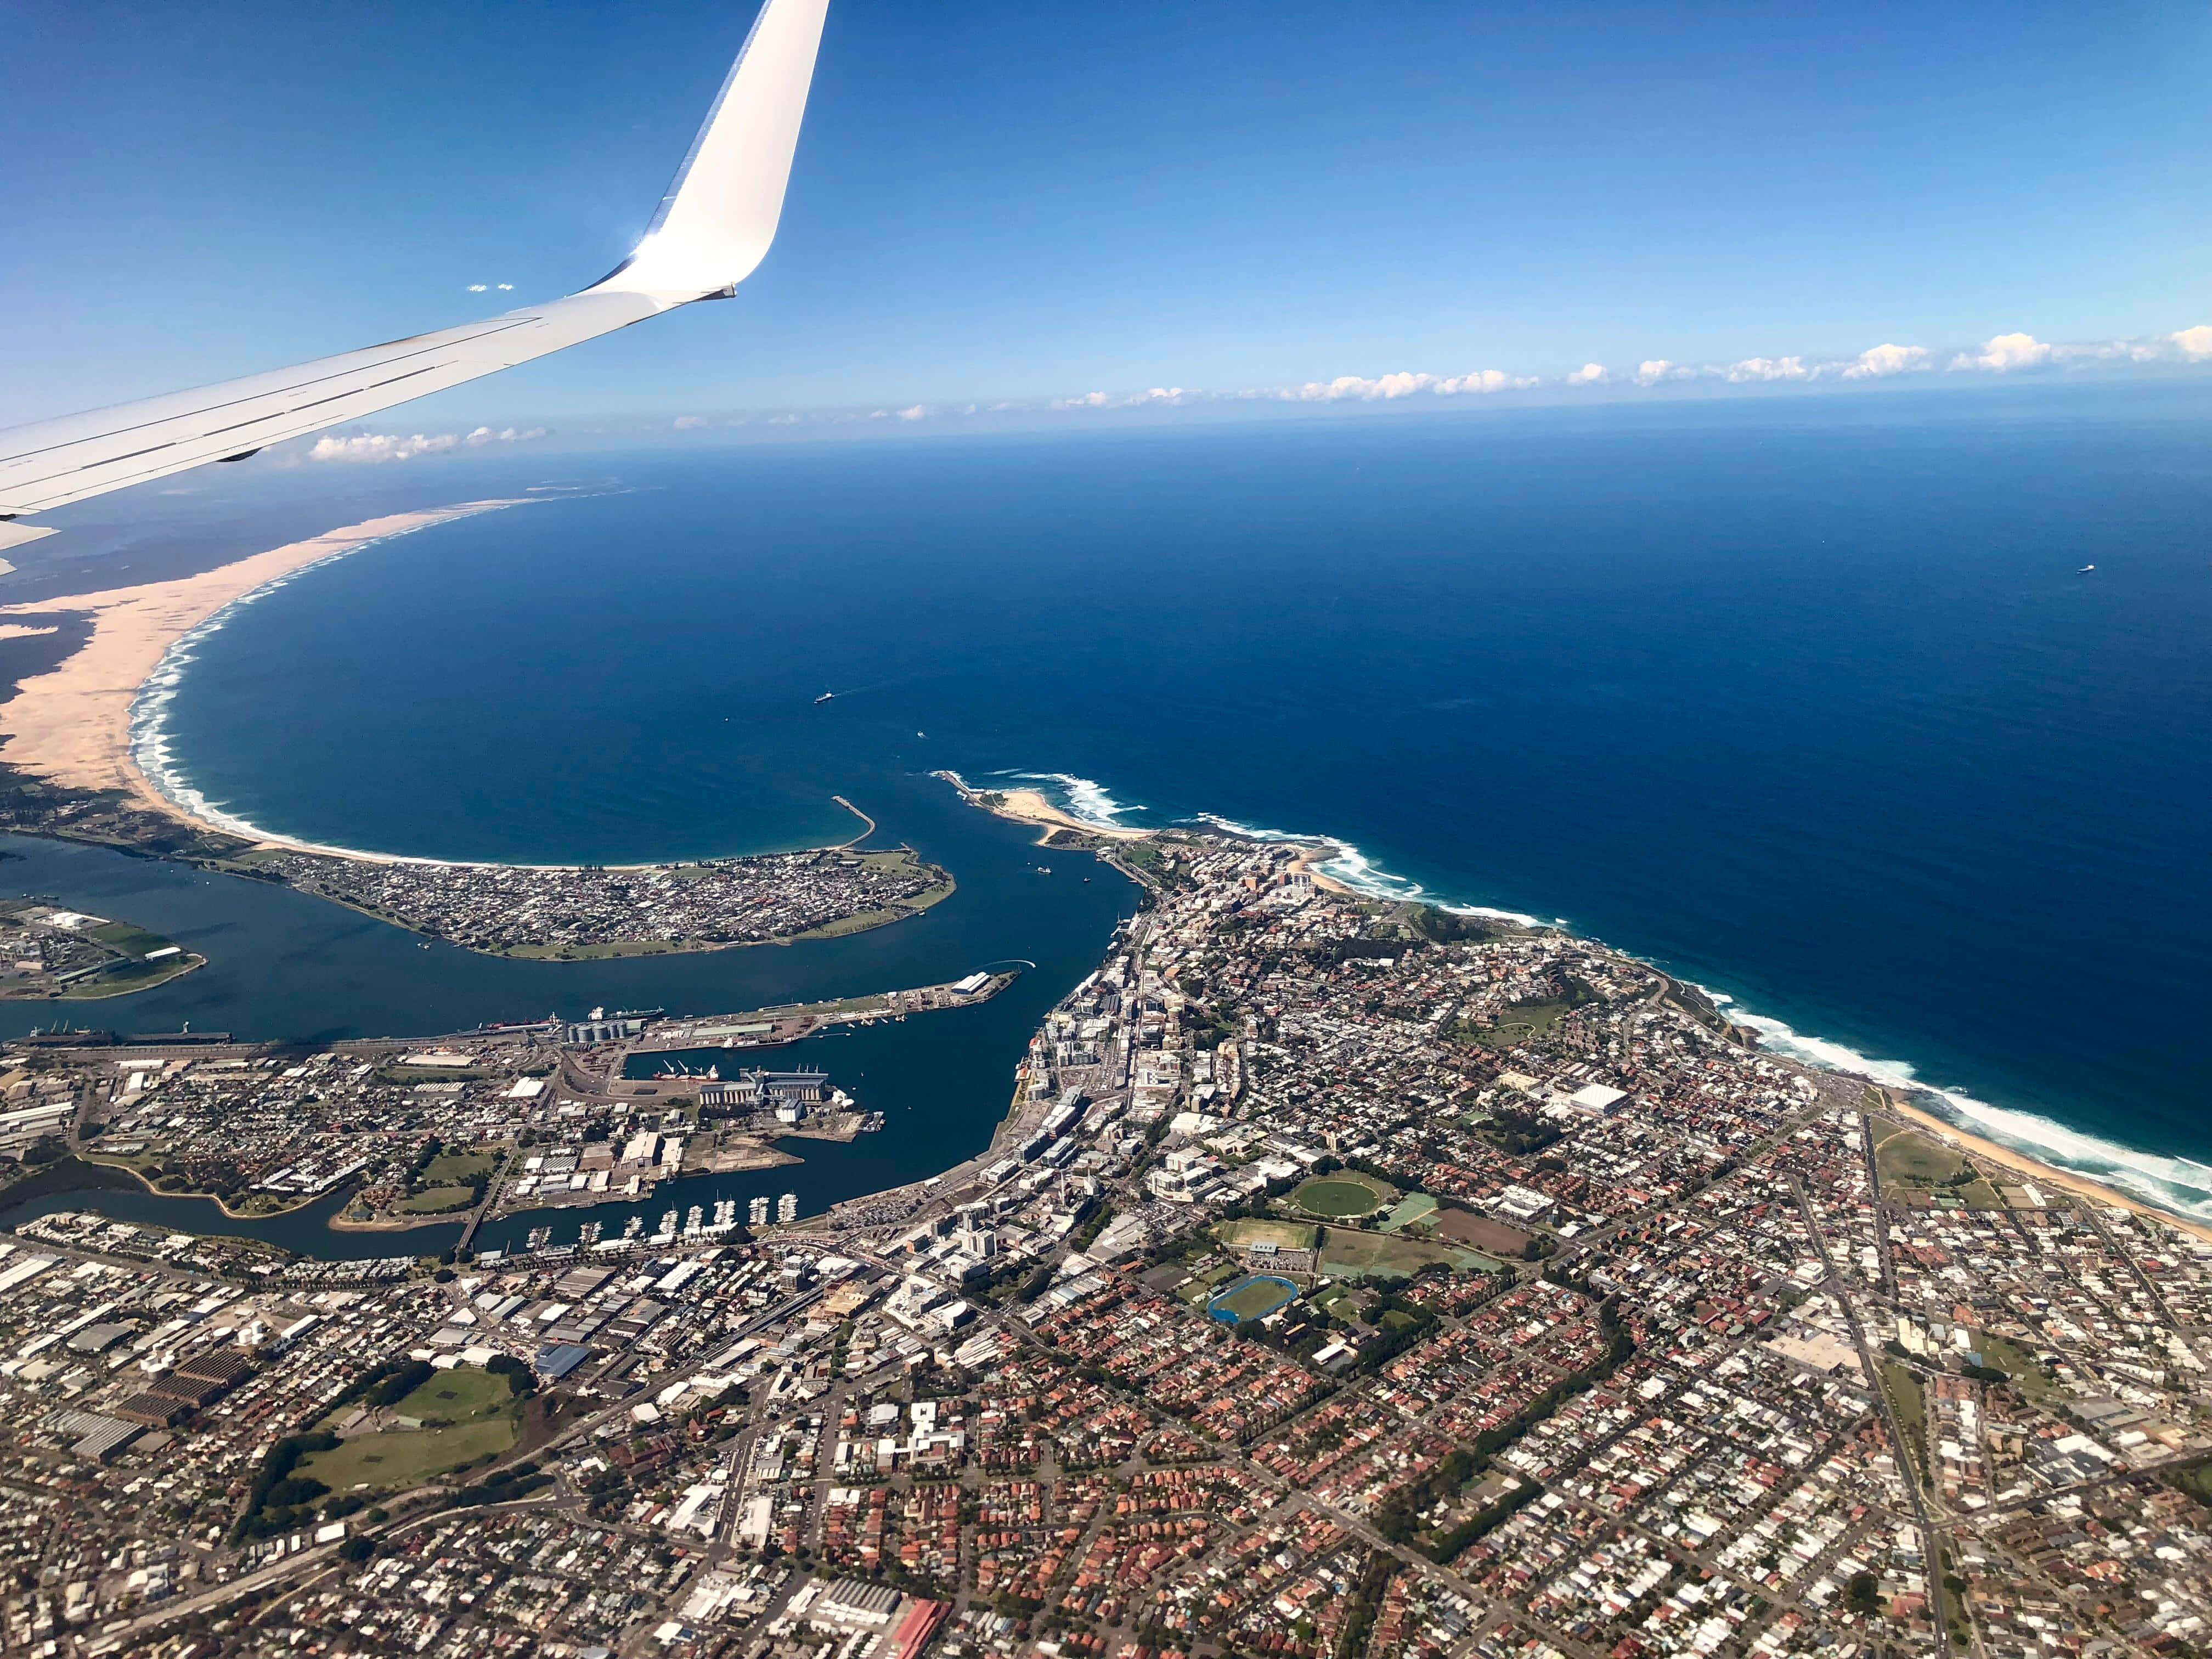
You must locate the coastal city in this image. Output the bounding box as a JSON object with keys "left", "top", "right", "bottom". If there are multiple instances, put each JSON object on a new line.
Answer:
{"left": 0, "top": 766, "right": 951, "bottom": 960}
{"left": 4, "top": 8, "right": 2207, "bottom": 1658}
{"left": 233, "top": 842, "right": 953, "bottom": 958}
{"left": 1, "top": 814, "right": 2208, "bottom": 1659}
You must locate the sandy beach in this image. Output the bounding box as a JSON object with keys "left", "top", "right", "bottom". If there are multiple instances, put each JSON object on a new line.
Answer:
{"left": 941, "top": 770, "right": 1353, "bottom": 889}
{"left": 1284, "top": 844, "right": 1354, "bottom": 895}
{"left": 951, "top": 781, "right": 1150, "bottom": 843}
{"left": 1882, "top": 1092, "right": 2212, "bottom": 1245}
{"left": 997, "top": 787, "right": 1150, "bottom": 842}
{"left": 0, "top": 500, "right": 531, "bottom": 848}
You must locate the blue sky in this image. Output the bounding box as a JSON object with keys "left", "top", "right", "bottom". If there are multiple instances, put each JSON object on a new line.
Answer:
{"left": 4, "top": 0, "right": 2209, "bottom": 433}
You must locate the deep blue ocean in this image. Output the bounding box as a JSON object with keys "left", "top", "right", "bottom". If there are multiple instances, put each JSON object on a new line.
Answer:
{"left": 21, "top": 385, "right": 2212, "bottom": 1228}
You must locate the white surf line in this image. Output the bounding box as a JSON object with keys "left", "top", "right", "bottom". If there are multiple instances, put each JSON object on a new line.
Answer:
{"left": 129, "top": 503, "right": 534, "bottom": 861}
{"left": 126, "top": 493, "right": 855, "bottom": 873}
{"left": 998, "top": 770, "right": 1146, "bottom": 830}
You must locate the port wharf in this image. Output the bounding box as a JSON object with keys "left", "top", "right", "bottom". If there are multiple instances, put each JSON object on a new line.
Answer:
{"left": 0, "top": 969, "right": 1014, "bottom": 1072}
{"left": 623, "top": 969, "right": 1014, "bottom": 1059}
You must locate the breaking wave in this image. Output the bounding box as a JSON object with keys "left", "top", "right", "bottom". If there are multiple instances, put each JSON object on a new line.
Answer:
{"left": 1726, "top": 1008, "right": 2212, "bottom": 1221}
{"left": 1000, "top": 771, "right": 1146, "bottom": 830}
{"left": 1189, "top": 812, "right": 1547, "bottom": 927}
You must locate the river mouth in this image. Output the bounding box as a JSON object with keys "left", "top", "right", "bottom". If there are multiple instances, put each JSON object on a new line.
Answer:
{"left": 0, "top": 805, "right": 1133, "bottom": 1259}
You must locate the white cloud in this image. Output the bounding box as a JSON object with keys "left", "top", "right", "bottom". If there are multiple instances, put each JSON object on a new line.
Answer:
{"left": 1367, "top": 371, "right": 1433, "bottom": 399}
{"left": 1722, "top": 356, "right": 1811, "bottom": 383}
{"left": 496, "top": 283, "right": 514, "bottom": 291}
{"left": 1434, "top": 369, "right": 1535, "bottom": 395}
{"left": 466, "top": 283, "right": 488, "bottom": 292}
{"left": 682, "top": 321, "right": 2212, "bottom": 437}
{"left": 1840, "top": 343, "right": 1931, "bottom": 380}
{"left": 2075, "top": 328, "right": 2212, "bottom": 364}
{"left": 1043, "top": 372, "right": 1526, "bottom": 409}
{"left": 672, "top": 415, "right": 710, "bottom": 430}
{"left": 1285, "top": 373, "right": 1439, "bottom": 401}
{"left": 304, "top": 425, "right": 545, "bottom": 464}
{"left": 1953, "top": 331, "right": 2053, "bottom": 372}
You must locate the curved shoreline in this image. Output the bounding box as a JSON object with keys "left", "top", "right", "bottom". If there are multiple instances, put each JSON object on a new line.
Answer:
{"left": 326, "top": 1206, "right": 482, "bottom": 1234}
{"left": 0, "top": 952, "right": 206, "bottom": 1002}
{"left": 0, "top": 503, "right": 942, "bottom": 896}
{"left": 0, "top": 500, "right": 540, "bottom": 860}
{"left": 4, "top": 501, "right": 2203, "bottom": 1242}
{"left": 242, "top": 850, "right": 956, "bottom": 961}
{"left": 16, "top": 790, "right": 2212, "bottom": 1255}
{"left": 74, "top": 1153, "right": 328, "bottom": 1223}
{"left": 1875, "top": 1093, "right": 2212, "bottom": 1244}
{"left": 933, "top": 770, "right": 1148, "bottom": 843}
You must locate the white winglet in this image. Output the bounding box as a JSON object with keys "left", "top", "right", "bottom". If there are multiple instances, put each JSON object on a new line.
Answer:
{"left": 0, "top": 0, "right": 830, "bottom": 526}
{"left": 592, "top": 0, "right": 832, "bottom": 301}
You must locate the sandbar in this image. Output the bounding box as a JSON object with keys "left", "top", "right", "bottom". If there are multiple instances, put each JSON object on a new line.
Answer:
{"left": 0, "top": 500, "right": 531, "bottom": 854}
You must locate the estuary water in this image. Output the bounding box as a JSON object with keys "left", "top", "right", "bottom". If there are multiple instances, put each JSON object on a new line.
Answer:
{"left": 12, "top": 384, "right": 2212, "bottom": 1234}
{"left": 0, "top": 809, "right": 1131, "bottom": 1251}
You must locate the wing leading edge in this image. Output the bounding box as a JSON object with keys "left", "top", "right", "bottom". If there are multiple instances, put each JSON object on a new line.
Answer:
{"left": 0, "top": 0, "right": 830, "bottom": 541}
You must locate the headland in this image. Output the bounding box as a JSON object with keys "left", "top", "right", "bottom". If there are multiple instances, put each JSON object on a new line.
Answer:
{"left": 933, "top": 770, "right": 1149, "bottom": 843}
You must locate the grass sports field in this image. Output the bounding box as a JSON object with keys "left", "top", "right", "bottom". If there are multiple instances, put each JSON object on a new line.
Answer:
{"left": 1207, "top": 1274, "right": 1301, "bottom": 1323}
{"left": 299, "top": 1365, "right": 520, "bottom": 1493}
{"left": 1290, "top": 1171, "right": 1393, "bottom": 1218}
{"left": 421, "top": 1150, "right": 495, "bottom": 1186}
{"left": 1378, "top": 1194, "right": 1440, "bottom": 1233}
{"left": 391, "top": 1365, "right": 511, "bottom": 1425}
{"left": 1172, "top": 1257, "right": 1240, "bottom": 1305}
{"left": 1215, "top": 1218, "right": 1319, "bottom": 1252}
{"left": 1317, "top": 1226, "right": 1505, "bottom": 1280}
{"left": 396, "top": 1185, "right": 478, "bottom": 1214}
{"left": 1870, "top": 1118, "right": 2006, "bottom": 1209}
{"left": 298, "top": 1417, "right": 514, "bottom": 1492}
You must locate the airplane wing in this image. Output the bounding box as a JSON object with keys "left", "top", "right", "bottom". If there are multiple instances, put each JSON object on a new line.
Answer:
{"left": 0, "top": 0, "right": 831, "bottom": 549}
